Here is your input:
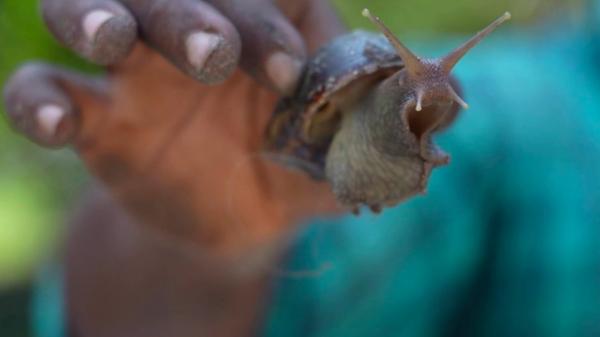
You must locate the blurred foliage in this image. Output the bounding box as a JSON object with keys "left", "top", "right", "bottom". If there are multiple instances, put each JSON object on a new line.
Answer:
{"left": 0, "top": 0, "right": 588, "bottom": 288}
{"left": 0, "top": 0, "right": 89, "bottom": 288}
{"left": 332, "top": 0, "right": 585, "bottom": 34}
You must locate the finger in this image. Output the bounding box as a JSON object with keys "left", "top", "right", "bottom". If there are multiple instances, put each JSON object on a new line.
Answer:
{"left": 294, "top": 0, "right": 347, "bottom": 53}
{"left": 208, "top": 0, "right": 307, "bottom": 94}
{"left": 41, "top": 0, "right": 137, "bottom": 65}
{"left": 2, "top": 63, "right": 107, "bottom": 148}
{"left": 119, "top": 0, "right": 241, "bottom": 85}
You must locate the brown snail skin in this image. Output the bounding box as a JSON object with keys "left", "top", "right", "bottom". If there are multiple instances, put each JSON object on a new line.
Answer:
{"left": 266, "top": 10, "right": 511, "bottom": 214}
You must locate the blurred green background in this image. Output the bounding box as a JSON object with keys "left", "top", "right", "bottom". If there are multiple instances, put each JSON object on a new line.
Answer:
{"left": 0, "top": 0, "right": 586, "bottom": 335}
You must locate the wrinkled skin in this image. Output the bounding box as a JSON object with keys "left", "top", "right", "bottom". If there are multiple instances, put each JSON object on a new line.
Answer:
{"left": 3, "top": 0, "right": 345, "bottom": 336}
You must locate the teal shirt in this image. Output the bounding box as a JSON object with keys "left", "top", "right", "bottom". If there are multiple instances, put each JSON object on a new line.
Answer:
{"left": 35, "top": 6, "right": 600, "bottom": 337}
{"left": 264, "top": 9, "right": 600, "bottom": 337}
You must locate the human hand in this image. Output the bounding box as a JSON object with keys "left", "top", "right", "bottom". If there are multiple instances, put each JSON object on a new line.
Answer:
{"left": 3, "top": 0, "right": 346, "bottom": 259}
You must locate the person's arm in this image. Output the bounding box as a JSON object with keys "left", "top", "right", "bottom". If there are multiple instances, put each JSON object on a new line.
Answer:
{"left": 3, "top": 2, "right": 348, "bottom": 336}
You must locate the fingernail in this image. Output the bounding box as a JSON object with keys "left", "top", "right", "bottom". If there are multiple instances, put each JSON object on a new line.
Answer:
{"left": 266, "top": 52, "right": 303, "bottom": 94}
{"left": 186, "top": 31, "right": 222, "bottom": 71}
{"left": 36, "top": 104, "right": 65, "bottom": 137}
{"left": 83, "top": 9, "right": 115, "bottom": 42}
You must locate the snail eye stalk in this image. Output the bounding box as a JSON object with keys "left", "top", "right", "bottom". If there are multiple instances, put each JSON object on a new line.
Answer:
{"left": 440, "top": 12, "right": 512, "bottom": 74}
{"left": 362, "top": 8, "right": 425, "bottom": 79}
{"left": 363, "top": 8, "right": 511, "bottom": 111}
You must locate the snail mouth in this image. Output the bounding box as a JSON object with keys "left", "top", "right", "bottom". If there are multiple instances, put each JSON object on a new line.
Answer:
{"left": 405, "top": 101, "right": 450, "bottom": 140}
{"left": 404, "top": 101, "right": 453, "bottom": 166}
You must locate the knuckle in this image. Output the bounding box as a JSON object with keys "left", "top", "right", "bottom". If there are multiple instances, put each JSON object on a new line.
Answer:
{"left": 3, "top": 62, "right": 57, "bottom": 114}
{"left": 9, "top": 62, "right": 52, "bottom": 83}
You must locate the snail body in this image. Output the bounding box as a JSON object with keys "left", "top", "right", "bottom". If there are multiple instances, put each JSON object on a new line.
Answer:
{"left": 266, "top": 10, "right": 511, "bottom": 212}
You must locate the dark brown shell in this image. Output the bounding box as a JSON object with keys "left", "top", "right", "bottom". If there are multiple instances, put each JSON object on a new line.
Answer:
{"left": 264, "top": 31, "right": 403, "bottom": 179}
